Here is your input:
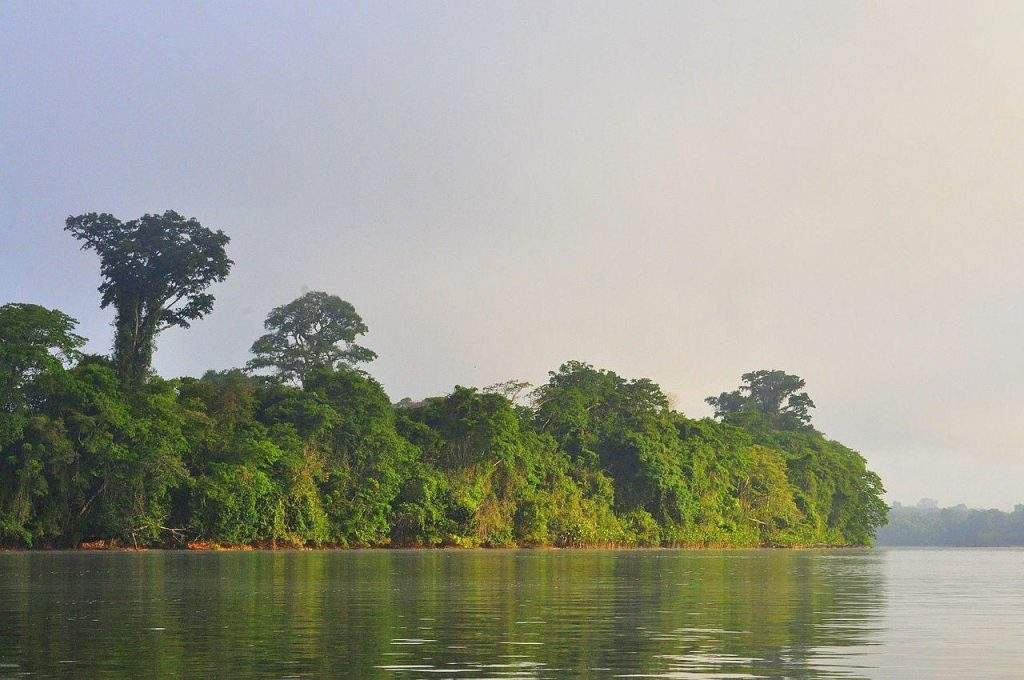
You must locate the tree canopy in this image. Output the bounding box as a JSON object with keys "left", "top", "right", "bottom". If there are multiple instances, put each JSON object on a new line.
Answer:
{"left": 0, "top": 215, "right": 890, "bottom": 549}
{"left": 0, "top": 303, "right": 84, "bottom": 411}
{"left": 65, "top": 211, "right": 232, "bottom": 387}
{"left": 706, "top": 370, "right": 816, "bottom": 430}
{"left": 246, "top": 291, "right": 376, "bottom": 385}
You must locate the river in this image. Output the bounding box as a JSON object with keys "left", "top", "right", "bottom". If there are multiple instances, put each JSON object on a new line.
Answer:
{"left": 0, "top": 548, "right": 1021, "bottom": 678}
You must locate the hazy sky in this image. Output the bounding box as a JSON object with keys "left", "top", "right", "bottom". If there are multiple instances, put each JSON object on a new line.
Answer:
{"left": 3, "top": 2, "right": 1023, "bottom": 509}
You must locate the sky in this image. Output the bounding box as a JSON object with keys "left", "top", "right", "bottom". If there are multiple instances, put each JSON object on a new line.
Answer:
{"left": 2, "top": 1, "right": 1023, "bottom": 509}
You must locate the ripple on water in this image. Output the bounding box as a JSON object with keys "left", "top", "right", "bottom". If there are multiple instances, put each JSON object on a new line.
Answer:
{"left": 4, "top": 549, "right": 1024, "bottom": 678}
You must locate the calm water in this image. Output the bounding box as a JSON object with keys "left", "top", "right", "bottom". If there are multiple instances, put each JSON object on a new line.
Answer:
{"left": 0, "top": 548, "right": 1021, "bottom": 678}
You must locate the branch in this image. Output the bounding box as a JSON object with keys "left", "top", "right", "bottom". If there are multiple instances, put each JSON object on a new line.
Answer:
{"left": 163, "top": 290, "right": 187, "bottom": 312}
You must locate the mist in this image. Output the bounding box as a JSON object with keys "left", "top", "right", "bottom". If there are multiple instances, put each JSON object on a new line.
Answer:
{"left": 3, "top": 1, "right": 1023, "bottom": 508}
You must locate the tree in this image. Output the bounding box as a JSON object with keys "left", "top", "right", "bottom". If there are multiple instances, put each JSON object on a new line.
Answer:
{"left": 531, "top": 362, "right": 694, "bottom": 529}
{"left": 482, "top": 379, "right": 533, "bottom": 404}
{"left": 65, "top": 211, "right": 232, "bottom": 387}
{"left": 0, "top": 303, "right": 84, "bottom": 411}
{"left": 1, "top": 359, "right": 190, "bottom": 547}
{"left": 246, "top": 291, "right": 376, "bottom": 385}
{"left": 706, "top": 369, "right": 815, "bottom": 429}
{"left": 0, "top": 303, "right": 86, "bottom": 469}
{"left": 303, "top": 367, "right": 413, "bottom": 546}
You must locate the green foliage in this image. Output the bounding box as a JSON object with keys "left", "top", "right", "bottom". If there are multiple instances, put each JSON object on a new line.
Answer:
{"left": 177, "top": 370, "right": 338, "bottom": 546}
{"left": 1, "top": 226, "right": 888, "bottom": 549}
{"left": 0, "top": 341, "right": 888, "bottom": 547}
{"left": 0, "top": 303, "right": 86, "bottom": 478}
{"left": 533, "top": 362, "right": 695, "bottom": 527}
{"left": 707, "top": 370, "right": 815, "bottom": 430}
{"left": 246, "top": 291, "right": 376, "bottom": 385}
{"left": 0, "top": 303, "right": 84, "bottom": 412}
{"left": 743, "top": 425, "right": 887, "bottom": 545}
{"left": 65, "top": 211, "right": 232, "bottom": 387}
{"left": 303, "top": 368, "right": 414, "bottom": 546}
{"left": 1, "top": 359, "right": 189, "bottom": 546}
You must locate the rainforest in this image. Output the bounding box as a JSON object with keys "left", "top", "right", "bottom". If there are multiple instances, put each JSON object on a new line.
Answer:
{"left": 0, "top": 211, "right": 888, "bottom": 549}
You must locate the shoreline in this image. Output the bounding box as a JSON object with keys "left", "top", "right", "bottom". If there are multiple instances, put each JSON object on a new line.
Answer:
{"left": 1, "top": 540, "right": 868, "bottom": 553}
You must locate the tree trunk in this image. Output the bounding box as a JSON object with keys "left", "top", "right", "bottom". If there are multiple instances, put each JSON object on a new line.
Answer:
{"left": 113, "top": 300, "right": 159, "bottom": 388}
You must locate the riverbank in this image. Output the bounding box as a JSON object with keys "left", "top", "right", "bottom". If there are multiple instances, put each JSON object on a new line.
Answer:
{"left": 1, "top": 538, "right": 866, "bottom": 552}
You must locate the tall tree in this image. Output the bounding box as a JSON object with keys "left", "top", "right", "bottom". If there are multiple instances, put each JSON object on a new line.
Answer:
{"left": 246, "top": 291, "right": 376, "bottom": 385}
{"left": 706, "top": 369, "right": 815, "bottom": 429}
{"left": 65, "top": 211, "right": 232, "bottom": 387}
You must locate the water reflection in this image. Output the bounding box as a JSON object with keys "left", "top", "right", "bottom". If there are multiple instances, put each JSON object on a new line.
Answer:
{"left": 0, "top": 549, "right": 895, "bottom": 678}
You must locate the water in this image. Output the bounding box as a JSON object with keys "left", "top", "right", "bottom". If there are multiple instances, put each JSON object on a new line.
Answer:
{"left": 0, "top": 548, "right": 1021, "bottom": 679}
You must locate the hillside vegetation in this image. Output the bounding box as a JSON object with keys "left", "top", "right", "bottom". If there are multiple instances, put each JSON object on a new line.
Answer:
{"left": 877, "top": 501, "right": 1024, "bottom": 546}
